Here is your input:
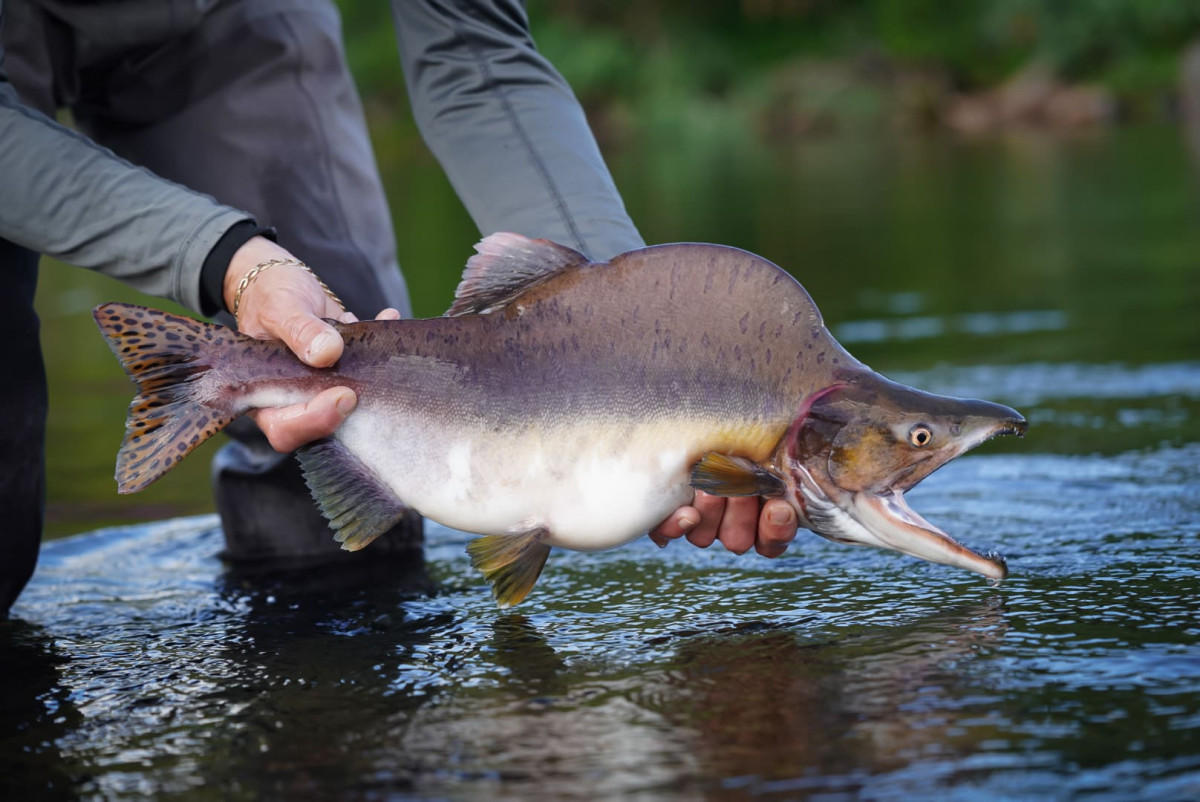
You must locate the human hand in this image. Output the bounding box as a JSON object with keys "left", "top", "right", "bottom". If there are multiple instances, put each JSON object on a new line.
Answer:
{"left": 649, "top": 493, "right": 799, "bottom": 558}
{"left": 222, "top": 236, "right": 400, "bottom": 452}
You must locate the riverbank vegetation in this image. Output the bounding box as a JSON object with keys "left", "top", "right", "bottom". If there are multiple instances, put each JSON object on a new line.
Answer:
{"left": 340, "top": 0, "right": 1200, "bottom": 154}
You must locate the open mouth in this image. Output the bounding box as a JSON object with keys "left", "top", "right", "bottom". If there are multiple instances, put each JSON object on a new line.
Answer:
{"left": 785, "top": 379, "right": 1025, "bottom": 582}
{"left": 792, "top": 464, "right": 1009, "bottom": 582}
{"left": 852, "top": 490, "right": 1008, "bottom": 582}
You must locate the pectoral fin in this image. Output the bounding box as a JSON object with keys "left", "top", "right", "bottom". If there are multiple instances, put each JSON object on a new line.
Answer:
{"left": 466, "top": 529, "right": 552, "bottom": 608}
{"left": 690, "top": 453, "right": 787, "bottom": 498}
{"left": 297, "top": 439, "right": 408, "bottom": 551}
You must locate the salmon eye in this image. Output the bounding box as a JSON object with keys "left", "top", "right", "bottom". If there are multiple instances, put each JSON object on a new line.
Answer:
{"left": 908, "top": 425, "right": 933, "bottom": 447}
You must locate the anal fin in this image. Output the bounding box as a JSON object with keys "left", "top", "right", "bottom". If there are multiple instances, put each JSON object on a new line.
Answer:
{"left": 296, "top": 438, "right": 408, "bottom": 551}
{"left": 466, "top": 529, "right": 551, "bottom": 608}
{"left": 690, "top": 453, "right": 787, "bottom": 498}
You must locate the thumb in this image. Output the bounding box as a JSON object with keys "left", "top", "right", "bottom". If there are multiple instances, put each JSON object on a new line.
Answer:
{"left": 223, "top": 237, "right": 348, "bottom": 367}
{"left": 281, "top": 312, "right": 344, "bottom": 368}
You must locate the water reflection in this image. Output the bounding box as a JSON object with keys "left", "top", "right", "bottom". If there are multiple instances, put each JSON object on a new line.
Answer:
{"left": 379, "top": 597, "right": 1023, "bottom": 799}
{"left": 0, "top": 620, "right": 80, "bottom": 801}
{"left": 635, "top": 600, "right": 1010, "bottom": 795}
{"left": 489, "top": 615, "right": 569, "bottom": 697}
{"left": 196, "top": 552, "right": 442, "bottom": 796}
{"left": 3, "top": 520, "right": 452, "bottom": 798}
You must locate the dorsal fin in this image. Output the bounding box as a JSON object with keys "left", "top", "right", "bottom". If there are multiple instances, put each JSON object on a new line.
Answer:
{"left": 446, "top": 232, "right": 590, "bottom": 317}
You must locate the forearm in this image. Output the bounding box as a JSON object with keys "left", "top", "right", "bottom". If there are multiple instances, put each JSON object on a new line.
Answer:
{"left": 0, "top": 85, "right": 250, "bottom": 313}
{"left": 391, "top": 0, "right": 643, "bottom": 261}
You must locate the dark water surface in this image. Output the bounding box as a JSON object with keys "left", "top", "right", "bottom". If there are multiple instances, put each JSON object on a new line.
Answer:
{"left": 5, "top": 127, "right": 1200, "bottom": 799}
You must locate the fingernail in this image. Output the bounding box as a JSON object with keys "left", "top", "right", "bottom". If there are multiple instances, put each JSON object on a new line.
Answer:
{"left": 307, "top": 331, "right": 340, "bottom": 363}
{"left": 335, "top": 391, "right": 356, "bottom": 417}
{"left": 653, "top": 538, "right": 668, "bottom": 549}
{"left": 768, "top": 506, "right": 794, "bottom": 526}
{"left": 678, "top": 512, "right": 700, "bottom": 532}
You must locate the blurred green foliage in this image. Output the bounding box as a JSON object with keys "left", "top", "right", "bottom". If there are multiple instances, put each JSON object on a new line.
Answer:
{"left": 339, "top": 0, "right": 1200, "bottom": 147}
{"left": 534, "top": 0, "right": 1200, "bottom": 92}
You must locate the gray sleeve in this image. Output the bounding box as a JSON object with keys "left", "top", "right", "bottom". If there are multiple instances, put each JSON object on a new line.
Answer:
{"left": 390, "top": 0, "right": 644, "bottom": 262}
{"left": 0, "top": 0, "right": 251, "bottom": 313}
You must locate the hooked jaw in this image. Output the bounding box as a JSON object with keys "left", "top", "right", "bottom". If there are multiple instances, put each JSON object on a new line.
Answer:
{"left": 791, "top": 464, "right": 1009, "bottom": 581}
{"left": 852, "top": 490, "right": 1009, "bottom": 581}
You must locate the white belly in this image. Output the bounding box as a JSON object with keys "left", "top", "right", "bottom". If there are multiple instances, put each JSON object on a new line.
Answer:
{"left": 336, "top": 414, "right": 704, "bottom": 551}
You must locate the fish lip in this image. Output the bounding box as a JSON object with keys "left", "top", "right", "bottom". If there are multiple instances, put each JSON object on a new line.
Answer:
{"left": 993, "top": 415, "right": 1028, "bottom": 439}
{"left": 968, "top": 413, "right": 1028, "bottom": 449}
{"left": 852, "top": 490, "right": 1009, "bottom": 581}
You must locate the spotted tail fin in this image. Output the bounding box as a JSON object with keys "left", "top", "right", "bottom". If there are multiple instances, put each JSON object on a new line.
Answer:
{"left": 93, "top": 303, "right": 241, "bottom": 494}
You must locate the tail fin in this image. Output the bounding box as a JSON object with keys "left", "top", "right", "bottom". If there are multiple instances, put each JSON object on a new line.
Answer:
{"left": 92, "top": 303, "right": 241, "bottom": 493}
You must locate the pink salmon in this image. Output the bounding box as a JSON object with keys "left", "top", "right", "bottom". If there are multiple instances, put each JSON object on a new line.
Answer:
{"left": 93, "top": 233, "right": 1027, "bottom": 607}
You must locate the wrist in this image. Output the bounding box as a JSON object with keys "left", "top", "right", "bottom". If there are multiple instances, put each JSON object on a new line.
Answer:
{"left": 199, "top": 221, "right": 274, "bottom": 316}
{"left": 223, "top": 236, "right": 297, "bottom": 315}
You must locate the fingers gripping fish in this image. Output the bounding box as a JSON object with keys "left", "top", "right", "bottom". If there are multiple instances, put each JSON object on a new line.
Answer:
{"left": 93, "top": 233, "right": 1026, "bottom": 607}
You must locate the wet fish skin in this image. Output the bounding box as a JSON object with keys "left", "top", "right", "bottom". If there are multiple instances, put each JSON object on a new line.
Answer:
{"left": 93, "top": 233, "right": 1025, "bottom": 607}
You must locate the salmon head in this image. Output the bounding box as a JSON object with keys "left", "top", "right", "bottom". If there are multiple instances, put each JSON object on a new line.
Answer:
{"left": 783, "top": 370, "right": 1027, "bottom": 581}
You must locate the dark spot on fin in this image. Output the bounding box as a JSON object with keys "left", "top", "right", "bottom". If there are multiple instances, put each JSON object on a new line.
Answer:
{"left": 446, "top": 232, "right": 589, "bottom": 317}
{"left": 466, "top": 529, "right": 552, "bottom": 608}
{"left": 91, "top": 302, "right": 239, "bottom": 493}
{"left": 297, "top": 439, "right": 408, "bottom": 551}
{"left": 690, "top": 453, "right": 786, "bottom": 498}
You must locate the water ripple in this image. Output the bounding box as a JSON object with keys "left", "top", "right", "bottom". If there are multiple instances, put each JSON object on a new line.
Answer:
{"left": 4, "top": 442, "right": 1198, "bottom": 800}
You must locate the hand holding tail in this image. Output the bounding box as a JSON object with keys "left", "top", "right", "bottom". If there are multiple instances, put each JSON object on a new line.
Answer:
{"left": 221, "top": 235, "right": 401, "bottom": 452}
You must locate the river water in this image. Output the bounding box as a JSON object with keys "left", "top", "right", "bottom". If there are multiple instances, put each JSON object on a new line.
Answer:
{"left": 4, "top": 127, "right": 1199, "bottom": 799}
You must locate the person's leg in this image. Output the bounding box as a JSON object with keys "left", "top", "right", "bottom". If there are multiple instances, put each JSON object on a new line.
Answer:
{"left": 0, "top": 239, "right": 48, "bottom": 618}
{"left": 0, "top": 1, "right": 62, "bottom": 617}
{"left": 71, "top": 0, "right": 421, "bottom": 562}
